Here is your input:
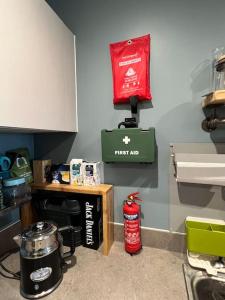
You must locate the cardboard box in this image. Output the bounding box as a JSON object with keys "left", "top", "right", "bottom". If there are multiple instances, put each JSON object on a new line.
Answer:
{"left": 33, "top": 160, "right": 52, "bottom": 184}
{"left": 51, "top": 164, "right": 70, "bottom": 184}
{"left": 81, "top": 196, "right": 103, "bottom": 250}
{"left": 70, "top": 159, "right": 83, "bottom": 185}
{"left": 83, "top": 162, "right": 103, "bottom": 186}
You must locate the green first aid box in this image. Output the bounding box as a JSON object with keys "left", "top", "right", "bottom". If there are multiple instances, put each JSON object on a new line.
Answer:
{"left": 101, "top": 128, "right": 155, "bottom": 163}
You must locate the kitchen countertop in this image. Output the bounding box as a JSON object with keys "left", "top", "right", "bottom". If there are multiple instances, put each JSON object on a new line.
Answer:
{"left": 0, "top": 242, "right": 187, "bottom": 300}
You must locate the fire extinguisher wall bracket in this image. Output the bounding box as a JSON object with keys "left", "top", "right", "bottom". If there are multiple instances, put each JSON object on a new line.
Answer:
{"left": 118, "top": 117, "right": 137, "bottom": 129}
{"left": 117, "top": 96, "right": 138, "bottom": 129}
{"left": 130, "top": 95, "right": 138, "bottom": 115}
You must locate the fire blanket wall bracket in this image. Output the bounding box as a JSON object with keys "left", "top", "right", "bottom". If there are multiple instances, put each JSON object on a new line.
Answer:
{"left": 101, "top": 128, "right": 155, "bottom": 163}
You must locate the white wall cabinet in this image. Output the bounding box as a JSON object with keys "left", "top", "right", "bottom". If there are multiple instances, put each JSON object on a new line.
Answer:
{"left": 0, "top": 0, "right": 77, "bottom": 132}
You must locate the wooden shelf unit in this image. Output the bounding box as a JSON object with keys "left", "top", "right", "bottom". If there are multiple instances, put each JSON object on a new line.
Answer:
{"left": 0, "top": 196, "right": 31, "bottom": 217}
{"left": 31, "top": 183, "right": 114, "bottom": 256}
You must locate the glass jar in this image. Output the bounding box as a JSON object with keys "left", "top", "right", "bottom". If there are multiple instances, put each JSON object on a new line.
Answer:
{"left": 212, "top": 47, "right": 225, "bottom": 91}
{"left": 3, "top": 177, "right": 31, "bottom": 206}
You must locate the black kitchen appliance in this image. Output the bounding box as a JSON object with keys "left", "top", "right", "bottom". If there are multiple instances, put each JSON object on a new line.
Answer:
{"left": 34, "top": 192, "right": 103, "bottom": 251}
{"left": 37, "top": 195, "right": 82, "bottom": 247}
{"left": 13, "top": 221, "right": 76, "bottom": 299}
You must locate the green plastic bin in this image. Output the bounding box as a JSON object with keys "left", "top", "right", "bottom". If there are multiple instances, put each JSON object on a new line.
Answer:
{"left": 185, "top": 220, "right": 225, "bottom": 257}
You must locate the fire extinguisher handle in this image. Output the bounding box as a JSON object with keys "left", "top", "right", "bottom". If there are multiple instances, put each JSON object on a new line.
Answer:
{"left": 128, "top": 192, "right": 143, "bottom": 202}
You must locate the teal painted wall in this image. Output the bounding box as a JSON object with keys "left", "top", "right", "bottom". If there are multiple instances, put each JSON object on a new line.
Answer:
{"left": 0, "top": 134, "right": 34, "bottom": 157}
{"left": 40, "top": 0, "right": 225, "bottom": 229}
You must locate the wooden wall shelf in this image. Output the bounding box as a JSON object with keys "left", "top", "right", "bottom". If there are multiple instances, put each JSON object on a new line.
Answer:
{"left": 202, "top": 90, "right": 225, "bottom": 107}
{"left": 30, "top": 183, "right": 114, "bottom": 256}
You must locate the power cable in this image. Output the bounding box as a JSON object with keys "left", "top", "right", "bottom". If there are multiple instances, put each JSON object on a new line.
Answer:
{"left": 0, "top": 248, "right": 20, "bottom": 281}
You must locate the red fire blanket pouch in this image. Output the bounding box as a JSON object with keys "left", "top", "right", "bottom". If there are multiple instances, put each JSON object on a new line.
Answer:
{"left": 110, "top": 34, "right": 152, "bottom": 105}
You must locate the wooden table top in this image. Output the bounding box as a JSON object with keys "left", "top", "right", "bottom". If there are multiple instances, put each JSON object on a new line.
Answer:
{"left": 31, "top": 183, "right": 113, "bottom": 195}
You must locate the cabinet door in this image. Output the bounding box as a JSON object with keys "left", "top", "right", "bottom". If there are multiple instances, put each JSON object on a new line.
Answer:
{"left": 0, "top": 0, "right": 77, "bottom": 132}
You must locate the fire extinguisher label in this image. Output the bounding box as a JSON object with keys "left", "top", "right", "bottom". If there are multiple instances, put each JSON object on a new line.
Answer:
{"left": 124, "top": 219, "right": 140, "bottom": 245}
{"left": 123, "top": 213, "right": 138, "bottom": 220}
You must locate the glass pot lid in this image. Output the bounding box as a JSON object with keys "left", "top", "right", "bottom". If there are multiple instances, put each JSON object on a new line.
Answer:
{"left": 23, "top": 221, "right": 57, "bottom": 240}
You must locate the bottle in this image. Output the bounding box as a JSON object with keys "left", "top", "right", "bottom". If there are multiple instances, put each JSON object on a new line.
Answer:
{"left": 212, "top": 47, "right": 225, "bottom": 91}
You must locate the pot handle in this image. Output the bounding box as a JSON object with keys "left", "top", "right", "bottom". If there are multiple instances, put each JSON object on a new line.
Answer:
{"left": 58, "top": 225, "right": 76, "bottom": 259}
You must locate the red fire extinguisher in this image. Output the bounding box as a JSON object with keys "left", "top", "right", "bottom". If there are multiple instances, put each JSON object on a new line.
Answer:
{"left": 123, "top": 192, "right": 142, "bottom": 254}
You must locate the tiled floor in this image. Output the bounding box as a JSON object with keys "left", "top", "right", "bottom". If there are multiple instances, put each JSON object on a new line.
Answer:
{"left": 0, "top": 242, "right": 187, "bottom": 300}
